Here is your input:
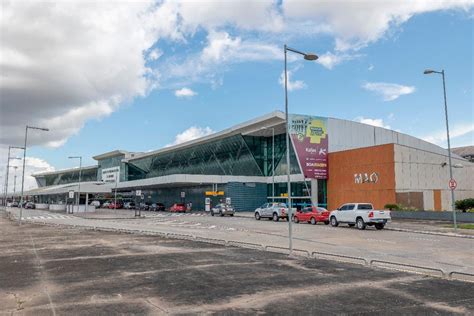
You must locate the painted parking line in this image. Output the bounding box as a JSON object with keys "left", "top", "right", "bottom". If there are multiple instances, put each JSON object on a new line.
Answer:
{"left": 22, "top": 215, "right": 75, "bottom": 220}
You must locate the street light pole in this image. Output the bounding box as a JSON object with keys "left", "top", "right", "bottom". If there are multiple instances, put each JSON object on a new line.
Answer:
{"left": 19, "top": 126, "right": 49, "bottom": 225}
{"left": 424, "top": 69, "right": 457, "bottom": 230}
{"left": 284, "top": 45, "right": 318, "bottom": 254}
{"left": 13, "top": 166, "right": 18, "bottom": 196}
{"left": 3, "top": 146, "right": 23, "bottom": 206}
{"left": 68, "top": 156, "right": 82, "bottom": 213}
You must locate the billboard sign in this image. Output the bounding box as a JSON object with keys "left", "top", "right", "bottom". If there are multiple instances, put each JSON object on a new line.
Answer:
{"left": 102, "top": 166, "right": 120, "bottom": 183}
{"left": 288, "top": 114, "right": 328, "bottom": 179}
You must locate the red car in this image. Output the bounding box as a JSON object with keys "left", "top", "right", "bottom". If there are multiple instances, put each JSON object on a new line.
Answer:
{"left": 169, "top": 203, "right": 186, "bottom": 213}
{"left": 108, "top": 201, "right": 123, "bottom": 209}
{"left": 293, "top": 206, "right": 330, "bottom": 225}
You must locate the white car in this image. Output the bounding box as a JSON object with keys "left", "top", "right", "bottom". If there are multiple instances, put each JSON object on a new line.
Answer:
{"left": 329, "top": 203, "right": 391, "bottom": 230}
{"left": 89, "top": 200, "right": 101, "bottom": 207}
{"left": 254, "top": 202, "right": 295, "bottom": 222}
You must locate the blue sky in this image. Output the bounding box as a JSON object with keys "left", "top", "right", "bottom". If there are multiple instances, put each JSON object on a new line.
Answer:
{"left": 1, "top": 1, "right": 473, "bottom": 189}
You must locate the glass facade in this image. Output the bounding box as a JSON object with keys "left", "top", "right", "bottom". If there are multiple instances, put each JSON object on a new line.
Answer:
{"left": 127, "top": 134, "right": 300, "bottom": 180}
{"left": 97, "top": 155, "right": 126, "bottom": 181}
{"left": 37, "top": 167, "right": 98, "bottom": 187}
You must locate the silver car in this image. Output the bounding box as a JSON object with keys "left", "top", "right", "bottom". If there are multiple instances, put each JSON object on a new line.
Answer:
{"left": 211, "top": 204, "right": 235, "bottom": 217}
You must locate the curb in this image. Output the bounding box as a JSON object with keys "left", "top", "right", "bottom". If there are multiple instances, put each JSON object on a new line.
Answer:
{"left": 386, "top": 227, "right": 474, "bottom": 239}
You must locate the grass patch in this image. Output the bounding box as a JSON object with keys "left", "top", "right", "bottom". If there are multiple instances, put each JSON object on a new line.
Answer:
{"left": 458, "top": 224, "right": 474, "bottom": 230}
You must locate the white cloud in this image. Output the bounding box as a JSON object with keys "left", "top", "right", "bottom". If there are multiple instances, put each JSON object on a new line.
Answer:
{"left": 354, "top": 117, "right": 391, "bottom": 129}
{"left": 278, "top": 70, "right": 306, "bottom": 91}
{"left": 148, "top": 48, "right": 163, "bottom": 61}
{"left": 362, "top": 82, "right": 416, "bottom": 101}
{"left": 421, "top": 122, "right": 474, "bottom": 147}
{"left": 161, "top": 31, "right": 281, "bottom": 87}
{"left": 283, "top": 0, "right": 473, "bottom": 51}
{"left": 368, "top": 64, "right": 375, "bottom": 71}
{"left": 175, "top": 87, "right": 197, "bottom": 98}
{"left": 1, "top": 0, "right": 472, "bottom": 153}
{"left": 0, "top": 153, "right": 55, "bottom": 193}
{"left": 0, "top": 1, "right": 163, "bottom": 148}
{"left": 316, "top": 52, "right": 360, "bottom": 69}
{"left": 167, "top": 126, "right": 215, "bottom": 146}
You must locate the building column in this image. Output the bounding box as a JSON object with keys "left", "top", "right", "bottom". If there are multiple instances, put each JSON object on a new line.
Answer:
{"left": 85, "top": 193, "right": 89, "bottom": 207}
{"left": 311, "top": 179, "right": 318, "bottom": 207}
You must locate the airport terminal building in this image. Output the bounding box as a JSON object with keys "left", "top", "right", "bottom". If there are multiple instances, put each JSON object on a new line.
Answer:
{"left": 23, "top": 111, "right": 474, "bottom": 211}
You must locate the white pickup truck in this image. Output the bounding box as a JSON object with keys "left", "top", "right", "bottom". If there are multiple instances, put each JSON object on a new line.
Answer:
{"left": 329, "top": 203, "right": 391, "bottom": 230}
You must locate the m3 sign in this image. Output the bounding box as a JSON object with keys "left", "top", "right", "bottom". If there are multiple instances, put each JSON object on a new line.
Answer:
{"left": 354, "top": 172, "right": 379, "bottom": 184}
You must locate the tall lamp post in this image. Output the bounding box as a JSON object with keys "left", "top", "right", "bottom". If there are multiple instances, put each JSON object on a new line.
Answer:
{"left": 12, "top": 166, "right": 18, "bottom": 200}
{"left": 68, "top": 156, "right": 82, "bottom": 213}
{"left": 424, "top": 69, "right": 457, "bottom": 230}
{"left": 3, "top": 146, "right": 24, "bottom": 206}
{"left": 284, "top": 45, "right": 318, "bottom": 254}
{"left": 19, "top": 126, "right": 49, "bottom": 225}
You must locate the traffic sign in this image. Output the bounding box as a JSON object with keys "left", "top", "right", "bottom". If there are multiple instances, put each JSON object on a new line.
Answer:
{"left": 68, "top": 190, "right": 75, "bottom": 199}
{"left": 448, "top": 179, "right": 457, "bottom": 190}
{"left": 135, "top": 190, "right": 142, "bottom": 196}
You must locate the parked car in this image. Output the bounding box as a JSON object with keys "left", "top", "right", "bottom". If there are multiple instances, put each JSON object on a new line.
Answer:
{"left": 25, "top": 202, "right": 36, "bottom": 209}
{"left": 329, "top": 203, "right": 391, "bottom": 230}
{"left": 139, "top": 202, "right": 151, "bottom": 211}
{"left": 211, "top": 203, "right": 235, "bottom": 217}
{"left": 293, "top": 206, "right": 330, "bottom": 225}
{"left": 169, "top": 203, "right": 186, "bottom": 213}
{"left": 124, "top": 202, "right": 136, "bottom": 209}
{"left": 254, "top": 202, "right": 296, "bottom": 222}
{"left": 102, "top": 201, "right": 111, "bottom": 208}
{"left": 89, "top": 200, "right": 101, "bottom": 207}
{"left": 10, "top": 201, "right": 19, "bottom": 207}
{"left": 150, "top": 203, "right": 165, "bottom": 211}
{"left": 108, "top": 201, "right": 123, "bottom": 209}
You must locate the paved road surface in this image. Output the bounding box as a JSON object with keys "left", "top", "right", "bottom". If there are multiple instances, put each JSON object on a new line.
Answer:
{"left": 1, "top": 215, "right": 473, "bottom": 315}
{"left": 5, "top": 208, "right": 474, "bottom": 277}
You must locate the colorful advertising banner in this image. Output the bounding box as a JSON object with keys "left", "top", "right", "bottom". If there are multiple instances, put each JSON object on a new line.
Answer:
{"left": 288, "top": 114, "right": 328, "bottom": 179}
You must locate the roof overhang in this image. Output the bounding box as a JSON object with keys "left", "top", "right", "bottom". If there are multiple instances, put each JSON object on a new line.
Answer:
{"left": 126, "top": 111, "right": 286, "bottom": 162}
{"left": 32, "top": 165, "right": 98, "bottom": 178}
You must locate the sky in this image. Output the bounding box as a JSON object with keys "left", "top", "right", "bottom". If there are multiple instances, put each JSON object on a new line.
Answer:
{"left": 1, "top": 0, "right": 473, "bottom": 191}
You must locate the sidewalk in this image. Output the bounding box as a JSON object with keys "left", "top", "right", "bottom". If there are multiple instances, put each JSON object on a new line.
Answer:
{"left": 234, "top": 212, "right": 474, "bottom": 238}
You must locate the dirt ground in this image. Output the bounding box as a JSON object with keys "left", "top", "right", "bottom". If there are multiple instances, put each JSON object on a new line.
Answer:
{"left": 0, "top": 214, "right": 473, "bottom": 315}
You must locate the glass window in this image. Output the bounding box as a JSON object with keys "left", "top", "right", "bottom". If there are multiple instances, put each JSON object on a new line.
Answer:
{"left": 358, "top": 204, "right": 373, "bottom": 210}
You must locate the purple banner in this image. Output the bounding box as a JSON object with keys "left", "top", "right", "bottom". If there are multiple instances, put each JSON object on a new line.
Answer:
{"left": 289, "top": 115, "right": 328, "bottom": 179}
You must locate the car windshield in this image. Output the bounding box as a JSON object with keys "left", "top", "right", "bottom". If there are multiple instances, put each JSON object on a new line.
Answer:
{"left": 177, "top": 203, "right": 185, "bottom": 207}
{"left": 358, "top": 204, "right": 373, "bottom": 210}
{"left": 272, "top": 203, "right": 287, "bottom": 208}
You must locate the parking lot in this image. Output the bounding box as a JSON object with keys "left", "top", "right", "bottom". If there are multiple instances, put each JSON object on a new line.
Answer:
{"left": 1, "top": 213, "right": 474, "bottom": 315}
{"left": 6, "top": 207, "right": 474, "bottom": 278}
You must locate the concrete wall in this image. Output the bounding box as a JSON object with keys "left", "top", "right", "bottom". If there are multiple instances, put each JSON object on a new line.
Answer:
{"left": 394, "top": 144, "right": 474, "bottom": 210}
{"left": 327, "top": 144, "right": 396, "bottom": 210}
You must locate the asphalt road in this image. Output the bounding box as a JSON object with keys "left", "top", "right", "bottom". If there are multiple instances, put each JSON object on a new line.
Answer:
{"left": 1, "top": 214, "right": 473, "bottom": 315}
{"left": 6, "top": 208, "right": 474, "bottom": 277}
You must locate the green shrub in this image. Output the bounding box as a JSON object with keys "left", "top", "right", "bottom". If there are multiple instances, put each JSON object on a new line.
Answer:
{"left": 455, "top": 198, "right": 474, "bottom": 212}
{"left": 384, "top": 204, "right": 400, "bottom": 210}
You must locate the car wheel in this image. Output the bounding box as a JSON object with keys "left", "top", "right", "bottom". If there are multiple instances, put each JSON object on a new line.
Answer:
{"left": 324, "top": 221, "right": 329, "bottom": 225}
{"left": 273, "top": 213, "right": 279, "bottom": 222}
{"left": 375, "top": 223, "right": 385, "bottom": 230}
{"left": 348, "top": 223, "right": 355, "bottom": 227}
{"left": 330, "top": 216, "right": 339, "bottom": 227}
{"left": 293, "top": 216, "right": 299, "bottom": 223}
{"left": 255, "top": 212, "right": 261, "bottom": 220}
{"left": 229, "top": 214, "right": 234, "bottom": 217}
{"left": 356, "top": 218, "right": 366, "bottom": 230}
{"left": 219, "top": 211, "right": 224, "bottom": 217}
{"left": 310, "top": 217, "right": 317, "bottom": 225}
